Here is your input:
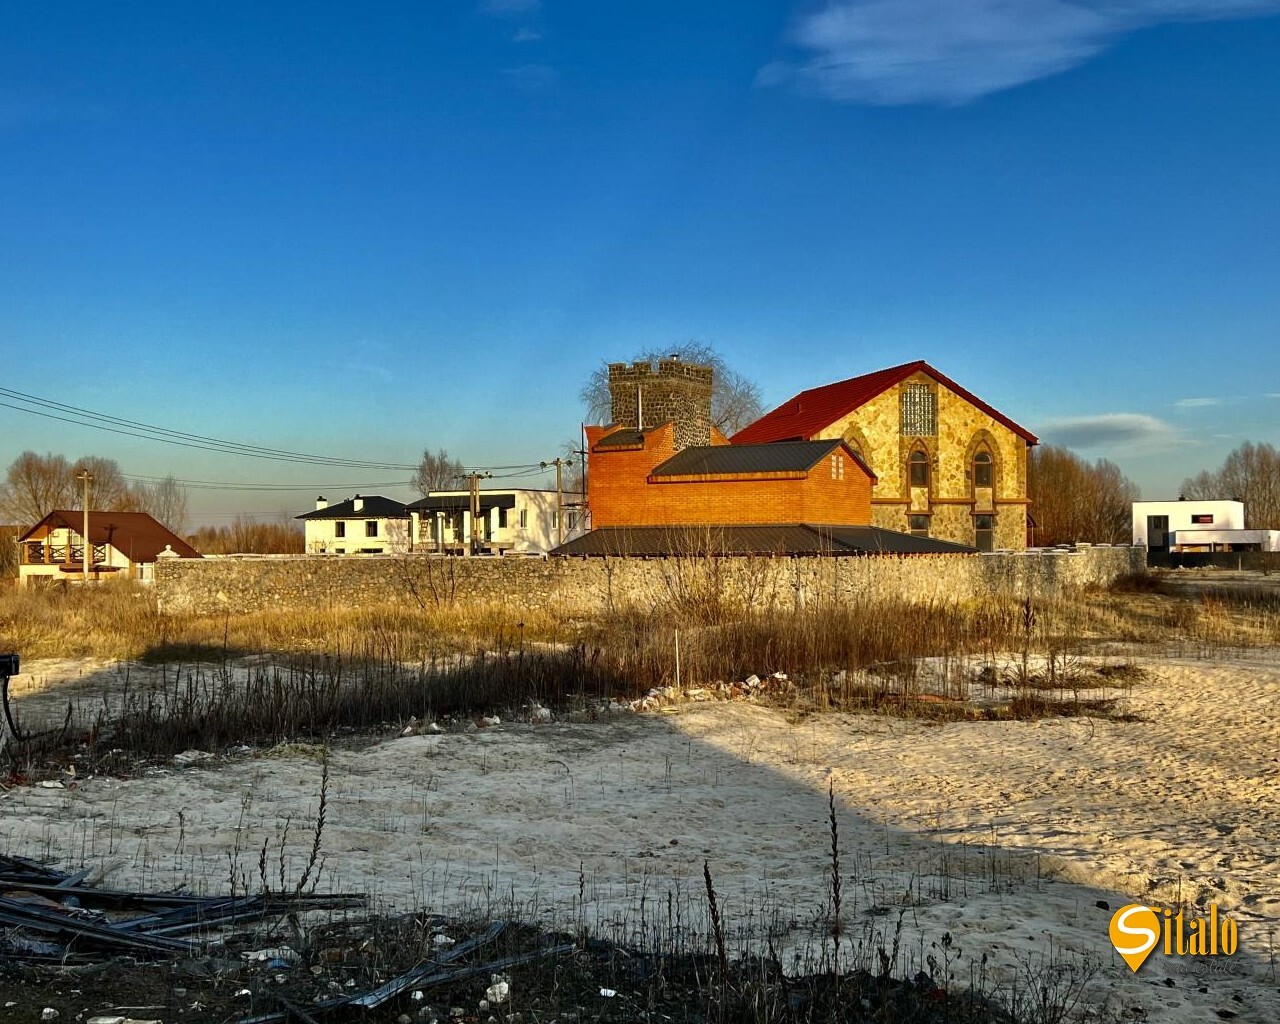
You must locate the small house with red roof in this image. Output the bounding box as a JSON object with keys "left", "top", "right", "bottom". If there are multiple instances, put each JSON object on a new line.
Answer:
{"left": 17, "top": 510, "right": 201, "bottom": 586}
{"left": 731, "top": 361, "right": 1037, "bottom": 550}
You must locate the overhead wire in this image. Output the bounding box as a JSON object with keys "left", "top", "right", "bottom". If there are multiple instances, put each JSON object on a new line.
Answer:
{"left": 0, "top": 387, "right": 417, "bottom": 470}
{"left": 0, "top": 388, "right": 564, "bottom": 496}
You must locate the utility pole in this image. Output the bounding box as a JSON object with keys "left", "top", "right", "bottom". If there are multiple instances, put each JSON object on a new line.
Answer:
{"left": 465, "top": 471, "right": 492, "bottom": 555}
{"left": 76, "top": 470, "right": 93, "bottom": 584}
{"left": 541, "top": 458, "right": 568, "bottom": 547}
{"left": 469, "top": 471, "right": 479, "bottom": 556}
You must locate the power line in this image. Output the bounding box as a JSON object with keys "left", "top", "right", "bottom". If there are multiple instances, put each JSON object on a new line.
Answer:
{"left": 0, "top": 388, "right": 417, "bottom": 470}
{"left": 124, "top": 474, "right": 414, "bottom": 492}
{"left": 0, "top": 387, "right": 563, "bottom": 482}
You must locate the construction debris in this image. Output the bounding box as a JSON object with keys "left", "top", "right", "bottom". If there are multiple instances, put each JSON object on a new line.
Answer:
{"left": 0, "top": 853, "right": 364, "bottom": 964}
{"left": 1, "top": 853, "right": 574, "bottom": 1024}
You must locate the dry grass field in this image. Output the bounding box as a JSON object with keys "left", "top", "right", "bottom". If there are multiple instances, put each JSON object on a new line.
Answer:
{"left": 3, "top": 570, "right": 1280, "bottom": 1022}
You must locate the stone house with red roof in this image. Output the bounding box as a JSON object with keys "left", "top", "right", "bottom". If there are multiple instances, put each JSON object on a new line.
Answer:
{"left": 731, "top": 361, "right": 1037, "bottom": 550}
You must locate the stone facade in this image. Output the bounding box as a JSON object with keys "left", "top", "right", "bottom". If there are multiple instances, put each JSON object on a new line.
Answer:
{"left": 608, "top": 359, "right": 714, "bottom": 451}
{"left": 814, "top": 371, "right": 1031, "bottom": 550}
{"left": 156, "top": 546, "right": 1145, "bottom": 617}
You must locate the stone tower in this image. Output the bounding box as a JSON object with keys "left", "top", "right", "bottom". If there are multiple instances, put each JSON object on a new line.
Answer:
{"left": 608, "top": 357, "right": 713, "bottom": 451}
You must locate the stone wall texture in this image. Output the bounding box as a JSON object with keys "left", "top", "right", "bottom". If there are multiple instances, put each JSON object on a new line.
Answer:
{"left": 156, "top": 546, "right": 1146, "bottom": 617}
{"left": 609, "top": 359, "right": 714, "bottom": 450}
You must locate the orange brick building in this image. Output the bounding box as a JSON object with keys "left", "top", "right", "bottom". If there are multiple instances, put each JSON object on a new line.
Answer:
{"left": 585, "top": 420, "right": 874, "bottom": 528}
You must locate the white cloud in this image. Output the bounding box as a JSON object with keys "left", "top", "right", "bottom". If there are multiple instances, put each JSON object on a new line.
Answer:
{"left": 513, "top": 27, "right": 544, "bottom": 42}
{"left": 1038, "top": 412, "right": 1179, "bottom": 449}
{"left": 1173, "top": 397, "right": 1221, "bottom": 408}
{"left": 764, "top": 0, "right": 1280, "bottom": 105}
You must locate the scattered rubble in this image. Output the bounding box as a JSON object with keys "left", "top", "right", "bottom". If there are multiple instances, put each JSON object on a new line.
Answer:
{"left": 623, "top": 671, "right": 791, "bottom": 713}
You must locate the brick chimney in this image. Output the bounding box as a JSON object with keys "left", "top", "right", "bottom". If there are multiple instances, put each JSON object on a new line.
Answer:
{"left": 607, "top": 357, "right": 713, "bottom": 451}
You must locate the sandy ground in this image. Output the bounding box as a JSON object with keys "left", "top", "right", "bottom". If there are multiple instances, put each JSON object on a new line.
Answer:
{"left": 3, "top": 652, "right": 1280, "bottom": 1022}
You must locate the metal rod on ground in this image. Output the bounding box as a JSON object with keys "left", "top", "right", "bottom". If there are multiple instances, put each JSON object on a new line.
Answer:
{"left": 675, "top": 628, "right": 681, "bottom": 690}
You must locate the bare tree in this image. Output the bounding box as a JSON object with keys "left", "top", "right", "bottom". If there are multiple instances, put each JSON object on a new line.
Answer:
{"left": 579, "top": 342, "right": 765, "bottom": 436}
{"left": 192, "top": 517, "right": 304, "bottom": 554}
{"left": 0, "top": 526, "right": 17, "bottom": 579}
{"left": 131, "top": 475, "right": 190, "bottom": 534}
{"left": 1181, "top": 441, "right": 1280, "bottom": 529}
{"left": 411, "top": 448, "right": 466, "bottom": 496}
{"left": 0, "top": 451, "right": 76, "bottom": 525}
{"left": 69, "top": 456, "right": 130, "bottom": 510}
{"left": 1029, "top": 445, "right": 1139, "bottom": 545}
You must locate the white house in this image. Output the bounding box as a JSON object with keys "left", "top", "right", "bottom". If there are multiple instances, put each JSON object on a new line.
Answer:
{"left": 1131, "top": 499, "right": 1262, "bottom": 552}
{"left": 407, "top": 488, "right": 584, "bottom": 555}
{"left": 296, "top": 495, "right": 411, "bottom": 554}
{"left": 17, "top": 510, "right": 201, "bottom": 586}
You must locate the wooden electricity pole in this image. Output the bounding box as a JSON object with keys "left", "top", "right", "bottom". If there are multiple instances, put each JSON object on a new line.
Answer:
{"left": 465, "top": 470, "right": 492, "bottom": 555}
{"left": 76, "top": 470, "right": 93, "bottom": 584}
{"left": 541, "top": 458, "right": 566, "bottom": 546}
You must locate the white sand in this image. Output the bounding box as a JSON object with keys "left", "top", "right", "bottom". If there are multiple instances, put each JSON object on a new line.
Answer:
{"left": 3, "top": 652, "right": 1279, "bottom": 1021}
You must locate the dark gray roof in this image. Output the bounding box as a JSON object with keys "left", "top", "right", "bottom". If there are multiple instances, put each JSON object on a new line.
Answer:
{"left": 651, "top": 440, "right": 844, "bottom": 477}
{"left": 407, "top": 494, "right": 517, "bottom": 513}
{"left": 552, "top": 525, "right": 975, "bottom": 557}
{"left": 296, "top": 495, "right": 409, "bottom": 520}
{"left": 594, "top": 428, "right": 646, "bottom": 448}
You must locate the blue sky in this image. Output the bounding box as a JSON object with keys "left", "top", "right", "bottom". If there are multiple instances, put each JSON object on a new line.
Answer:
{"left": 1, "top": 1, "right": 1278, "bottom": 523}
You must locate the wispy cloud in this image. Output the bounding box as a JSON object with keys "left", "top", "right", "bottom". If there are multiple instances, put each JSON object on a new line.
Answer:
{"left": 762, "top": 0, "right": 1280, "bottom": 105}
{"left": 1173, "top": 396, "right": 1222, "bottom": 408}
{"left": 513, "top": 27, "right": 544, "bottom": 42}
{"left": 481, "top": 0, "right": 541, "bottom": 16}
{"left": 502, "top": 63, "right": 559, "bottom": 92}
{"left": 1038, "top": 412, "right": 1179, "bottom": 449}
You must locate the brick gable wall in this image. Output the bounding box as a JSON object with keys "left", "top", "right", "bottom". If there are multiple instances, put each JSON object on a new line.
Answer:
{"left": 586, "top": 426, "right": 872, "bottom": 528}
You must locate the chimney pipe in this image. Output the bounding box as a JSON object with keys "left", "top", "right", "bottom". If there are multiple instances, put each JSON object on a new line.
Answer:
{"left": 315, "top": 495, "right": 327, "bottom": 510}
{"left": 353, "top": 494, "right": 364, "bottom": 513}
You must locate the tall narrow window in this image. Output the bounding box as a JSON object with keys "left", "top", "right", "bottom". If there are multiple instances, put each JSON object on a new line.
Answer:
{"left": 365, "top": 520, "right": 378, "bottom": 538}
{"left": 975, "top": 514, "right": 994, "bottom": 552}
{"left": 519, "top": 508, "right": 528, "bottom": 529}
{"left": 900, "top": 383, "right": 937, "bottom": 436}
{"left": 335, "top": 521, "right": 346, "bottom": 538}
{"left": 973, "top": 451, "right": 993, "bottom": 488}
{"left": 909, "top": 450, "right": 930, "bottom": 488}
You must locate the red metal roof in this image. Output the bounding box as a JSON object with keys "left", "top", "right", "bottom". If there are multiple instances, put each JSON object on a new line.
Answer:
{"left": 20, "top": 510, "right": 202, "bottom": 561}
{"left": 730, "top": 360, "right": 1038, "bottom": 446}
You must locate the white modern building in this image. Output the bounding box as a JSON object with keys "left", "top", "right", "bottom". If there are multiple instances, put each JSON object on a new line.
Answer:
{"left": 297, "top": 495, "right": 411, "bottom": 554}
{"left": 407, "top": 488, "right": 584, "bottom": 555}
{"left": 1131, "top": 499, "right": 1278, "bottom": 552}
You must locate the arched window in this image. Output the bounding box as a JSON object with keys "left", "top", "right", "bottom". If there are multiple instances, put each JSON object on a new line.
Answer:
{"left": 973, "top": 451, "right": 993, "bottom": 488}
{"left": 909, "top": 449, "right": 930, "bottom": 488}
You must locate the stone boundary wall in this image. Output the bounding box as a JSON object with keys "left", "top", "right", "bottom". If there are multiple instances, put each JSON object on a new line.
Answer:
{"left": 155, "top": 546, "right": 1146, "bottom": 616}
